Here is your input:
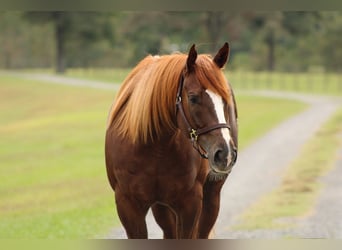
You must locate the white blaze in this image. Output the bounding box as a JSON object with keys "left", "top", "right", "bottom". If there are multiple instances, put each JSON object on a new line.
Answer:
{"left": 206, "top": 90, "right": 231, "bottom": 150}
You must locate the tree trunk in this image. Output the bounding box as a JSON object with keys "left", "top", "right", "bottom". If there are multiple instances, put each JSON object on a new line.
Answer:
{"left": 4, "top": 50, "right": 11, "bottom": 69}
{"left": 54, "top": 12, "right": 66, "bottom": 74}
{"left": 205, "top": 12, "right": 226, "bottom": 52}
{"left": 266, "top": 28, "right": 275, "bottom": 71}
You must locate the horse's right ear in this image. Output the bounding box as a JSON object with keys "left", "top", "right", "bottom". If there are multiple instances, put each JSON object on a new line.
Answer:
{"left": 186, "top": 44, "right": 197, "bottom": 73}
{"left": 214, "top": 42, "right": 230, "bottom": 68}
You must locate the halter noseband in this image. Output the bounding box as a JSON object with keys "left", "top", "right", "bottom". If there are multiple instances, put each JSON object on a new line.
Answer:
{"left": 175, "top": 73, "right": 230, "bottom": 159}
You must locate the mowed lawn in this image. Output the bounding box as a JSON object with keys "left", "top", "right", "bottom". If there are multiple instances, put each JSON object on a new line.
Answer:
{"left": 0, "top": 74, "right": 307, "bottom": 238}
{"left": 0, "top": 76, "right": 117, "bottom": 238}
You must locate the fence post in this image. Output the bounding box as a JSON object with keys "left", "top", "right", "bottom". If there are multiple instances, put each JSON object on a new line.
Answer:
{"left": 306, "top": 72, "right": 312, "bottom": 92}
{"left": 323, "top": 72, "right": 329, "bottom": 93}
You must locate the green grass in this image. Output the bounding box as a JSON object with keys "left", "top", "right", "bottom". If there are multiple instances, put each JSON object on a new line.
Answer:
{"left": 0, "top": 73, "right": 306, "bottom": 238}
{"left": 232, "top": 108, "right": 342, "bottom": 231}
{"left": 0, "top": 76, "right": 118, "bottom": 238}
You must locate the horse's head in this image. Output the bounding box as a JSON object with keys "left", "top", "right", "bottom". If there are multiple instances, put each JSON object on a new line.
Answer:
{"left": 177, "top": 43, "right": 238, "bottom": 177}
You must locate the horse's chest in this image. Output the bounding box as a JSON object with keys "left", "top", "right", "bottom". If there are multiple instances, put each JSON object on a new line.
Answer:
{"left": 113, "top": 140, "right": 204, "bottom": 202}
{"left": 153, "top": 156, "right": 202, "bottom": 199}
{"left": 156, "top": 171, "right": 197, "bottom": 200}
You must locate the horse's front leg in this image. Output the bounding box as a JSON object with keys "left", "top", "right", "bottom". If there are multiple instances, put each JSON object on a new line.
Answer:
{"left": 151, "top": 203, "right": 177, "bottom": 238}
{"left": 197, "top": 178, "right": 226, "bottom": 239}
{"left": 115, "top": 189, "right": 150, "bottom": 239}
{"left": 174, "top": 183, "right": 203, "bottom": 239}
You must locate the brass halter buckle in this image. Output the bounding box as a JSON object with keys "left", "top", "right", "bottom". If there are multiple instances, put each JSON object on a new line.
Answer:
{"left": 189, "top": 129, "right": 198, "bottom": 142}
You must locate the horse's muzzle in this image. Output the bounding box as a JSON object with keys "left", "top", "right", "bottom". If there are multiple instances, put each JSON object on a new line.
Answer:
{"left": 210, "top": 144, "right": 237, "bottom": 174}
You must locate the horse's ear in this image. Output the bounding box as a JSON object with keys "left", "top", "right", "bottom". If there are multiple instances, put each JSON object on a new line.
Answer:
{"left": 186, "top": 44, "right": 197, "bottom": 73}
{"left": 213, "top": 42, "right": 230, "bottom": 68}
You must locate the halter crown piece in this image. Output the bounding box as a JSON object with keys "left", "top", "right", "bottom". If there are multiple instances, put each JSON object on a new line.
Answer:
{"left": 175, "top": 74, "right": 230, "bottom": 159}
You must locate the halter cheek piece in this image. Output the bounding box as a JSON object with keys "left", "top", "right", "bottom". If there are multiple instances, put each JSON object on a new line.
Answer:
{"left": 175, "top": 74, "right": 230, "bottom": 159}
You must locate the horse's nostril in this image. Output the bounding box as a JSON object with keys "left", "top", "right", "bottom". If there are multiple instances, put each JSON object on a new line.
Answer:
{"left": 214, "top": 150, "right": 221, "bottom": 163}
{"left": 214, "top": 149, "right": 227, "bottom": 165}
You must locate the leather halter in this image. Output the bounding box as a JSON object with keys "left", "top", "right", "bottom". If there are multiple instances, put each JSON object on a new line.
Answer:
{"left": 176, "top": 73, "right": 230, "bottom": 159}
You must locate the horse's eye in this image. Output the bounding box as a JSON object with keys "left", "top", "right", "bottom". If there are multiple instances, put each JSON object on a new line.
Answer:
{"left": 189, "top": 95, "right": 200, "bottom": 104}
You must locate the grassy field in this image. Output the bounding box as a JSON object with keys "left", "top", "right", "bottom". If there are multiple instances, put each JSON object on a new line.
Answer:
{"left": 0, "top": 75, "right": 118, "bottom": 238}
{"left": 232, "top": 108, "right": 342, "bottom": 231}
{"left": 64, "top": 68, "right": 342, "bottom": 96}
{"left": 0, "top": 74, "right": 306, "bottom": 238}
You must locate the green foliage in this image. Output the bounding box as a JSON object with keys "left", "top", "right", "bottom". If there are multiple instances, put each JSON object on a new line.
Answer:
{"left": 0, "top": 12, "right": 55, "bottom": 68}
{"left": 320, "top": 12, "right": 342, "bottom": 72}
{"left": 0, "top": 11, "right": 341, "bottom": 72}
{"left": 23, "top": 12, "right": 116, "bottom": 72}
{"left": 115, "top": 12, "right": 206, "bottom": 65}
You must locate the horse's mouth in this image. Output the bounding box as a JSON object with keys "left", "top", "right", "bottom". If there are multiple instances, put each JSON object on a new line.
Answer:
{"left": 211, "top": 166, "right": 232, "bottom": 175}
{"left": 208, "top": 153, "right": 237, "bottom": 181}
{"left": 207, "top": 168, "right": 230, "bottom": 181}
{"left": 207, "top": 161, "right": 230, "bottom": 177}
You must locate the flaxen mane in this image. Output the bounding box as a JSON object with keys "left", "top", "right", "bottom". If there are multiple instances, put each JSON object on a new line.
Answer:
{"left": 107, "top": 53, "right": 232, "bottom": 144}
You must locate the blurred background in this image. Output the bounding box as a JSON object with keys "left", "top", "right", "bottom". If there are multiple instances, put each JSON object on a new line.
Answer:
{"left": 0, "top": 11, "right": 340, "bottom": 71}
{"left": 1, "top": 11, "right": 341, "bottom": 92}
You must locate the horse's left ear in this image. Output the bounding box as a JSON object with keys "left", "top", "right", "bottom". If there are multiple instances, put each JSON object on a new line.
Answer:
{"left": 213, "top": 42, "right": 230, "bottom": 68}
{"left": 186, "top": 44, "right": 197, "bottom": 73}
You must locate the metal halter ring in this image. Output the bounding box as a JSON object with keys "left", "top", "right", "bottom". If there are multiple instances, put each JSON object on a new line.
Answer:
{"left": 189, "top": 129, "right": 198, "bottom": 142}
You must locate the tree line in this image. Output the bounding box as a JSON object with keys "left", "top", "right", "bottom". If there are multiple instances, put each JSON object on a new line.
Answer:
{"left": 0, "top": 11, "right": 341, "bottom": 73}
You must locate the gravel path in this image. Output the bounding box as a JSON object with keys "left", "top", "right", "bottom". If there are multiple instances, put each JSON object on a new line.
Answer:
{"left": 6, "top": 72, "right": 342, "bottom": 239}
{"left": 213, "top": 91, "right": 342, "bottom": 239}
{"left": 2, "top": 71, "right": 120, "bottom": 91}
{"left": 292, "top": 145, "right": 342, "bottom": 238}
{"left": 224, "top": 146, "right": 342, "bottom": 239}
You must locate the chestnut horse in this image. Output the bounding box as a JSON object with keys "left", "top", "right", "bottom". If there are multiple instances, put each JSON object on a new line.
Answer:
{"left": 105, "top": 43, "right": 238, "bottom": 239}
